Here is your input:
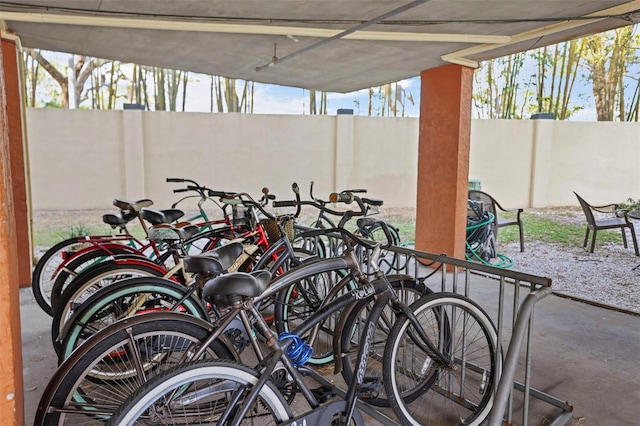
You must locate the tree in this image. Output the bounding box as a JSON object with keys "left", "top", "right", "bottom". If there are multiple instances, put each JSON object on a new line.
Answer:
{"left": 23, "top": 49, "right": 104, "bottom": 108}
{"left": 22, "top": 49, "right": 41, "bottom": 107}
{"left": 526, "top": 40, "right": 584, "bottom": 120}
{"left": 582, "top": 26, "right": 639, "bottom": 121}
{"left": 308, "top": 89, "right": 327, "bottom": 115}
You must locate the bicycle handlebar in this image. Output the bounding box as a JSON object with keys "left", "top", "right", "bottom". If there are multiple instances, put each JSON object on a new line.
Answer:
{"left": 222, "top": 183, "right": 302, "bottom": 221}
{"left": 272, "top": 196, "right": 366, "bottom": 219}
{"left": 167, "top": 178, "right": 233, "bottom": 213}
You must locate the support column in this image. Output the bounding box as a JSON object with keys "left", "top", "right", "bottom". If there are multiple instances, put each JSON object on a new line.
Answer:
{"left": 415, "top": 64, "right": 474, "bottom": 259}
{"left": 1, "top": 35, "right": 30, "bottom": 287}
{"left": 0, "top": 34, "right": 25, "bottom": 426}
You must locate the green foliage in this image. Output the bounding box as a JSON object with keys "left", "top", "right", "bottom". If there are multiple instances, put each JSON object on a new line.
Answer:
{"left": 619, "top": 198, "right": 640, "bottom": 211}
{"left": 33, "top": 223, "right": 98, "bottom": 247}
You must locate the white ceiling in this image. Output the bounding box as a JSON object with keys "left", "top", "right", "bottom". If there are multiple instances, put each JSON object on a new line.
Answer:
{"left": 2, "top": 0, "right": 639, "bottom": 92}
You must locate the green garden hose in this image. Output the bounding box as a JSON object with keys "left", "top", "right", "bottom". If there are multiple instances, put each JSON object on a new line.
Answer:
{"left": 465, "top": 211, "right": 513, "bottom": 268}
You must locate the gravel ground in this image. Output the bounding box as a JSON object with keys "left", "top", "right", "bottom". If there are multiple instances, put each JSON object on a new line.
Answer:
{"left": 32, "top": 207, "right": 640, "bottom": 314}
{"left": 494, "top": 207, "right": 640, "bottom": 314}
{"left": 498, "top": 240, "right": 639, "bottom": 313}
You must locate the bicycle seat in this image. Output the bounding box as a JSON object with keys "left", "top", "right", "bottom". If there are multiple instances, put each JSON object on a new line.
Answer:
{"left": 202, "top": 270, "right": 271, "bottom": 305}
{"left": 102, "top": 211, "right": 137, "bottom": 228}
{"left": 184, "top": 242, "right": 244, "bottom": 275}
{"left": 112, "top": 198, "right": 154, "bottom": 213}
{"left": 140, "top": 208, "right": 185, "bottom": 225}
{"left": 147, "top": 223, "right": 199, "bottom": 241}
{"left": 361, "top": 197, "right": 383, "bottom": 207}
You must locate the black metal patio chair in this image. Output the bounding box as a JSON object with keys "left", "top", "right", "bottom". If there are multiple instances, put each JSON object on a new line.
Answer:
{"left": 574, "top": 191, "right": 639, "bottom": 256}
{"left": 468, "top": 190, "right": 525, "bottom": 252}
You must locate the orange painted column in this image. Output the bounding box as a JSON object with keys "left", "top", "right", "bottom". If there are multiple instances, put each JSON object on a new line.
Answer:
{"left": 1, "top": 36, "right": 31, "bottom": 288}
{"left": 415, "top": 64, "right": 473, "bottom": 259}
{"left": 0, "top": 36, "right": 25, "bottom": 426}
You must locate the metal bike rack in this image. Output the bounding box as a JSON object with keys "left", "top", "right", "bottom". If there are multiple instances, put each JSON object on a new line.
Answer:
{"left": 381, "top": 246, "right": 573, "bottom": 426}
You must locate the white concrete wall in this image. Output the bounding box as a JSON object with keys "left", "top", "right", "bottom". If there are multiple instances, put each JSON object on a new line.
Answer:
{"left": 24, "top": 108, "right": 640, "bottom": 211}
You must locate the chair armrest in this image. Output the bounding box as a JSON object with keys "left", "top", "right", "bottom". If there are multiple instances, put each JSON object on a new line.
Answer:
{"left": 495, "top": 202, "right": 524, "bottom": 217}
{"left": 493, "top": 198, "right": 523, "bottom": 213}
{"left": 591, "top": 203, "right": 619, "bottom": 214}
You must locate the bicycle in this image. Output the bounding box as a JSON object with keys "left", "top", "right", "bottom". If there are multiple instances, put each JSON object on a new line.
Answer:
{"left": 31, "top": 198, "right": 158, "bottom": 316}
{"left": 108, "top": 230, "right": 501, "bottom": 425}
{"left": 48, "top": 185, "right": 275, "bottom": 335}
{"left": 45, "top": 179, "right": 240, "bottom": 314}
{"left": 53, "top": 185, "right": 314, "bottom": 360}
{"left": 33, "top": 179, "right": 233, "bottom": 317}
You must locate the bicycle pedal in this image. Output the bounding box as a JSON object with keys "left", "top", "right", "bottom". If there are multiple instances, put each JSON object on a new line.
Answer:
{"left": 356, "top": 376, "right": 382, "bottom": 399}
{"left": 311, "top": 385, "right": 336, "bottom": 403}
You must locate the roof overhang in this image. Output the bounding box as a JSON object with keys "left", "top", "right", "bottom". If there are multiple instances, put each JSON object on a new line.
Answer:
{"left": 2, "top": 0, "right": 639, "bottom": 92}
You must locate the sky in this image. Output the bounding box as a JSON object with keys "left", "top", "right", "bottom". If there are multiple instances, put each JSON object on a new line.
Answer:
{"left": 30, "top": 49, "right": 615, "bottom": 121}
{"left": 180, "top": 73, "right": 421, "bottom": 116}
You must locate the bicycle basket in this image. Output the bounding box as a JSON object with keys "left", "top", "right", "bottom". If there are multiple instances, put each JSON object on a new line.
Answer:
{"left": 261, "top": 217, "right": 294, "bottom": 242}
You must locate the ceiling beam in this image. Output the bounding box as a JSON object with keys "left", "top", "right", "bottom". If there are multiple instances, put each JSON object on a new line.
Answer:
{"left": 0, "top": 10, "right": 511, "bottom": 44}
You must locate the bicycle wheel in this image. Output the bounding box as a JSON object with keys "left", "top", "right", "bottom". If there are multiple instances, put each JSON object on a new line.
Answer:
{"left": 383, "top": 292, "right": 501, "bottom": 426}
{"left": 107, "top": 359, "right": 292, "bottom": 425}
{"left": 275, "top": 267, "right": 354, "bottom": 365}
{"left": 292, "top": 223, "right": 329, "bottom": 258}
{"left": 51, "top": 261, "right": 166, "bottom": 346}
{"left": 33, "top": 238, "right": 137, "bottom": 316}
{"left": 339, "top": 276, "right": 430, "bottom": 407}
{"left": 360, "top": 221, "right": 402, "bottom": 273}
{"left": 48, "top": 247, "right": 137, "bottom": 316}
{"left": 57, "top": 277, "right": 208, "bottom": 361}
{"left": 35, "top": 313, "right": 236, "bottom": 426}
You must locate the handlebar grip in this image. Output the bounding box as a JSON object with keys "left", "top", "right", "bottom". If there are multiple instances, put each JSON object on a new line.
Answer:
{"left": 272, "top": 200, "right": 297, "bottom": 208}
{"left": 173, "top": 188, "right": 190, "bottom": 193}
{"left": 166, "top": 178, "right": 185, "bottom": 183}
{"left": 208, "top": 190, "right": 228, "bottom": 198}
{"left": 329, "top": 192, "right": 354, "bottom": 204}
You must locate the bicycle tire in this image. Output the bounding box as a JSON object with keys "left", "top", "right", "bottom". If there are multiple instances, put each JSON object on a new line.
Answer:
{"left": 35, "top": 312, "right": 236, "bottom": 426}
{"left": 57, "top": 277, "right": 208, "bottom": 361}
{"left": 339, "top": 276, "right": 430, "bottom": 407}
{"left": 33, "top": 238, "right": 138, "bottom": 316}
{"left": 47, "top": 246, "right": 137, "bottom": 316}
{"left": 107, "top": 359, "right": 292, "bottom": 426}
{"left": 383, "top": 292, "right": 501, "bottom": 426}
{"left": 51, "top": 261, "right": 166, "bottom": 347}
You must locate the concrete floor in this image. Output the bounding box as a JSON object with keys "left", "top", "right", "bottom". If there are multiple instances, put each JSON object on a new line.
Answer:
{"left": 21, "top": 281, "right": 640, "bottom": 425}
